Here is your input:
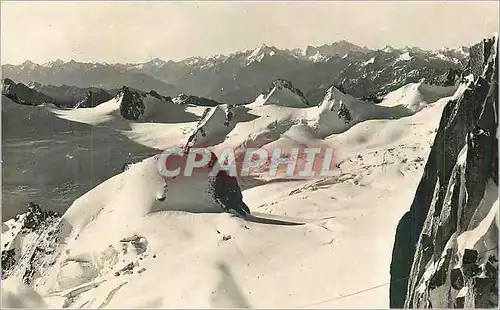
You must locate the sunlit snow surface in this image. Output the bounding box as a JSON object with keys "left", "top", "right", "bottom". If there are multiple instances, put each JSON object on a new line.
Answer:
{"left": 2, "top": 83, "right": 461, "bottom": 308}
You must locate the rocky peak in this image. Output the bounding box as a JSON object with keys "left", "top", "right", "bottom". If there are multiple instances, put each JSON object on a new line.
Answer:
{"left": 246, "top": 43, "right": 288, "bottom": 64}
{"left": 21, "top": 60, "right": 37, "bottom": 68}
{"left": 390, "top": 36, "right": 498, "bottom": 308}
{"left": 1, "top": 78, "right": 53, "bottom": 106}
{"left": 144, "top": 57, "right": 167, "bottom": 68}
{"left": 2, "top": 78, "right": 15, "bottom": 90}
{"left": 380, "top": 45, "right": 397, "bottom": 53}
{"left": 148, "top": 90, "right": 171, "bottom": 102}
{"left": 22, "top": 202, "right": 60, "bottom": 233}
{"left": 302, "top": 41, "right": 370, "bottom": 62}
{"left": 43, "top": 59, "right": 65, "bottom": 67}
{"left": 118, "top": 86, "right": 146, "bottom": 120}
{"left": 26, "top": 81, "right": 43, "bottom": 89}
{"left": 262, "top": 78, "right": 309, "bottom": 106}
{"left": 75, "top": 88, "right": 113, "bottom": 108}
{"left": 1, "top": 202, "right": 60, "bottom": 281}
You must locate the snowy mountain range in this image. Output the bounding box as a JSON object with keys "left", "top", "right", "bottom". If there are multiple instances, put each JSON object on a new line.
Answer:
{"left": 2, "top": 41, "right": 468, "bottom": 105}
{"left": 1, "top": 36, "right": 497, "bottom": 309}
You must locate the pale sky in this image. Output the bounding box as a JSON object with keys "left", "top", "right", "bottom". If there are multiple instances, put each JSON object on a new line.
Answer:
{"left": 1, "top": 1, "right": 498, "bottom": 65}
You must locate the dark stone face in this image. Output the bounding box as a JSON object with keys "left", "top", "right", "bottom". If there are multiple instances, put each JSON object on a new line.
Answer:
{"left": 210, "top": 169, "right": 250, "bottom": 217}
{"left": 77, "top": 89, "right": 113, "bottom": 108}
{"left": 390, "top": 36, "right": 499, "bottom": 308}
{"left": 462, "top": 249, "right": 479, "bottom": 265}
{"left": 450, "top": 267, "right": 464, "bottom": 290}
{"left": 206, "top": 153, "right": 251, "bottom": 217}
{"left": 1, "top": 249, "right": 16, "bottom": 275}
{"left": 1, "top": 78, "right": 53, "bottom": 106}
{"left": 119, "top": 87, "right": 146, "bottom": 120}
{"left": 22, "top": 202, "right": 60, "bottom": 232}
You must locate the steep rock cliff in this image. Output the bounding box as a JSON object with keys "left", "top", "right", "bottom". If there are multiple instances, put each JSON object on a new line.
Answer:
{"left": 390, "top": 36, "right": 498, "bottom": 308}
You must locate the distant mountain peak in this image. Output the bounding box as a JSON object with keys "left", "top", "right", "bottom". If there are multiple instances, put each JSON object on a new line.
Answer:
{"left": 381, "top": 45, "right": 396, "bottom": 53}
{"left": 42, "top": 59, "right": 65, "bottom": 67}
{"left": 146, "top": 57, "right": 166, "bottom": 67}
{"left": 181, "top": 56, "right": 204, "bottom": 66}
{"left": 302, "top": 40, "right": 371, "bottom": 60}
{"left": 247, "top": 43, "right": 278, "bottom": 63}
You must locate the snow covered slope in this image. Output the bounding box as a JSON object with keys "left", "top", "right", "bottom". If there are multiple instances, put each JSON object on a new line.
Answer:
{"left": 308, "top": 86, "right": 414, "bottom": 137}
{"left": 1, "top": 278, "right": 48, "bottom": 308}
{"left": 2, "top": 34, "right": 485, "bottom": 308}
{"left": 183, "top": 105, "right": 231, "bottom": 149}
{"left": 379, "top": 82, "right": 457, "bottom": 112}
{"left": 53, "top": 87, "right": 200, "bottom": 126}
{"left": 1, "top": 74, "right": 460, "bottom": 308}
{"left": 1, "top": 96, "right": 157, "bottom": 220}
{"left": 49, "top": 87, "right": 207, "bottom": 150}
{"left": 215, "top": 82, "right": 450, "bottom": 156}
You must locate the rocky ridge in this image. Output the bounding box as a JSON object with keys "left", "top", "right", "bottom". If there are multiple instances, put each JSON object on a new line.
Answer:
{"left": 390, "top": 36, "right": 498, "bottom": 308}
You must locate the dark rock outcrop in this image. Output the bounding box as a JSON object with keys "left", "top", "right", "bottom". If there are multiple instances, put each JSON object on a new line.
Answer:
{"left": 389, "top": 37, "right": 498, "bottom": 308}
{"left": 262, "top": 79, "right": 310, "bottom": 106}
{"left": 22, "top": 202, "right": 60, "bottom": 232}
{"left": 148, "top": 90, "right": 171, "bottom": 102}
{"left": 119, "top": 86, "right": 146, "bottom": 120}
{"left": 28, "top": 82, "right": 113, "bottom": 108}
{"left": 75, "top": 89, "right": 113, "bottom": 108}
{"left": 1, "top": 249, "right": 16, "bottom": 276}
{"left": 3, "top": 79, "right": 114, "bottom": 109}
{"left": 1, "top": 78, "right": 53, "bottom": 106}
{"left": 1, "top": 202, "right": 62, "bottom": 282}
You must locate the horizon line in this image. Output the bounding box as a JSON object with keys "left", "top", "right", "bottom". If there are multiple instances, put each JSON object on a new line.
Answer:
{"left": 1, "top": 36, "right": 484, "bottom": 66}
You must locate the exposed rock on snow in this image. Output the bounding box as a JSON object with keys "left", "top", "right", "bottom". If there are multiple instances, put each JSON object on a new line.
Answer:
{"left": 53, "top": 87, "right": 199, "bottom": 126}
{"left": 250, "top": 79, "right": 309, "bottom": 108}
{"left": 75, "top": 89, "right": 113, "bottom": 108}
{"left": 27, "top": 82, "right": 113, "bottom": 109}
{"left": 390, "top": 36, "right": 498, "bottom": 308}
{"left": 21, "top": 202, "right": 60, "bottom": 232}
{"left": 172, "top": 93, "right": 222, "bottom": 106}
{"left": 0, "top": 75, "right": 458, "bottom": 308}
{"left": 119, "top": 87, "right": 147, "bottom": 120}
{"left": 311, "top": 86, "right": 413, "bottom": 137}
{"left": 1, "top": 202, "right": 61, "bottom": 283}
{"left": 185, "top": 105, "right": 234, "bottom": 148}
{"left": 1, "top": 39, "right": 481, "bottom": 309}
